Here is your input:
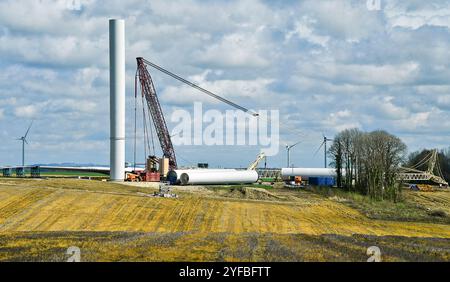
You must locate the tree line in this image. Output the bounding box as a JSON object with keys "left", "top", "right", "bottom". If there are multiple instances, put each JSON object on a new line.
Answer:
{"left": 328, "top": 128, "right": 407, "bottom": 202}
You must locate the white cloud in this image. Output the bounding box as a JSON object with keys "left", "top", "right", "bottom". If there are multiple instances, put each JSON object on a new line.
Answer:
{"left": 0, "top": 35, "right": 108, "bottom": 67}
{"left": 285, "top": 16, "right": 330, "bottom": 47}
{"left": 299, "top": 61, "right": 420, "bottom": 85}
{"left": 160, "top": 76, "right": 273, "bottom": 106}
{"left": 0, "top": 97, "right": 17, "bottom": 106}
{"left": 0, "top": 0, "right": 100, "bottom": 36}
{"left": 197, "top": 31, "right": 270, "bottom": 68}
{"left": 299, "top": 0, "right": 384, "bottom": 41}
{"left": 393, "top": 111, "right": 431, "bottom": 131}
{"left": 385, "top": 1, "right": 450, "bottom": 30}
{"left": 324, "top": 109, "right": 362, "bottom": 132}
{"left": 371, "top": 96, "right": 410, "bottom": 120}
{"left": 14, "top": 104, "right": 43, "bottom": 118}
{"left": 437, "top": 95, "right": 450, "bottom": 109}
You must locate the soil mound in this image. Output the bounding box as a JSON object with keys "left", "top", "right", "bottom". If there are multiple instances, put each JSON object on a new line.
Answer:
{"left": 223, "top": 187, "right": 281, "bottom": 201}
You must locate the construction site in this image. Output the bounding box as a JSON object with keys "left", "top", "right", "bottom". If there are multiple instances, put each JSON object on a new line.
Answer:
{"left": 0, "top": 18, "right": 449, "bottom": 263}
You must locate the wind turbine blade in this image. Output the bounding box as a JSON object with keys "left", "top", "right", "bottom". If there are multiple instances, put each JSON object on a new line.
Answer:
{"left": 24, "top": 120, "right": 34, "bottom": 138}
{"left": 170, "top": 131, "right": 181, "bottom": 138}
{"left": 313, "top": 141, "right": 325, "bottom": 156}
{"left": 24, "top": 139, "right": 29, "bottom": 145}
{"left": 291, "top": 140, "right": 302, "bottom": 148}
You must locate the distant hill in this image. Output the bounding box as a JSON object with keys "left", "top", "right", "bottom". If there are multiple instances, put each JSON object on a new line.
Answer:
{"left": 32, "top": 163, "right": 108, "bottom": 167}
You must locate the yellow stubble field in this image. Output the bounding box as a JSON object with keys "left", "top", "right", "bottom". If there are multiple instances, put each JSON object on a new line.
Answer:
{"left": 0, "top": 180, "right": 449, "bottom": 237}
{"left": 0, "top": 178, "right": 449, "bottom": 261}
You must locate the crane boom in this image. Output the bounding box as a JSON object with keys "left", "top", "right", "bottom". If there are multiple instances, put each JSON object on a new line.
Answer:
{"left": 136, "top": 57, "right": 258, "bottom": 170}
{"left": 136, "top": 57, "right": 178, "bottom": 168}
{"left": 248, "top": 152, "right": 266, "bottom": 170}
{"left": 140, "top": 58, "right": 259, "bottom": 117}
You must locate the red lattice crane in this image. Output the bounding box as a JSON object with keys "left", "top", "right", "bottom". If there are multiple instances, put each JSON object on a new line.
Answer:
{"left": 136, "top": 57, "right": 177, "bottom": 168}
{"left": 135, "top": 57, "right": 258, "bottom": 170}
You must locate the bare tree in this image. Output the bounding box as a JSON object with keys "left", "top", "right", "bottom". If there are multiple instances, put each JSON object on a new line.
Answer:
{"left": 329, "top": 128, "right": 363, "bottom": 191}
{"left": 329, "top": 136, "right": 343, "bottom": 188}
{"left": 329, "top": 129, "right": 406, "bottom": 201}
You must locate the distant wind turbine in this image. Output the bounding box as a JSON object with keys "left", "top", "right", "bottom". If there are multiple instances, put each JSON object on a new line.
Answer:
{"left": 314, "top": 134, "right": 333, "bottom": 168}
{"left": 286, "top": 140, "right": 302, "bottom": 168}
{"left": 16, "top": 121, "right": 33, "bottom": 167}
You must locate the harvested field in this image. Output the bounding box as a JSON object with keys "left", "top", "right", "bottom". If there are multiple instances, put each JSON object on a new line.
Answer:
{"left": 0, "top": 232, "right": 448, "bottom": 262}
{"left": 0, "top": 184, "right": 449, "bottom": 236}
{"left": 0, "top": 178, "right": 449, "bottom": 261}
{"left": 212, "top": 187, "right": 282, "bottom": 201}
{"left": 306, "top": 185, "right": 450, "bottom": 224}
{"left": 405, "top": 190, "right": 450, "bottom": 216}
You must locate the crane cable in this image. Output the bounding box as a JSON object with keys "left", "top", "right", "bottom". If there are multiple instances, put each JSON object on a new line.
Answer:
{"left": 176, "top": 152, "right": 197, "bottom": 167}
{"left": 141, "top": 58, "right": 259, "bottom": 117}
{"left": 137, "top": 59, "right": 310, "bottom": 158}
{"left": 409, "top": 152, "right": 433, "bottom": 170}
{"left": 145, "top": 58, "right": 308, "bottom": 141}
{"left": 137, "top": 59, "right": 311, "bottom": 150}
{"left": 141, "top": 94, "right": 148, "bottom": 161}
{"left": 436, "top": 153, "right": 445, "bottom": 179}
{"left": 136, "top": 72, "right": 158, "bottom": 162}
{"left": 148, "top": 106, "right": 156, "bottom": 156}
{"left": 133, "top": 73, "right": 138, "bottom": 170}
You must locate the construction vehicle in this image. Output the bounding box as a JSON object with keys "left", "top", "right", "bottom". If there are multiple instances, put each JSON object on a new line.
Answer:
{"left": 283, "top": 176, "right": 304, "bottom": 188}
{"left": 248, "top": 152, "right": 275, "bottom": 185}
{"left": 399, "top": 149, "right": 448, "bottom": 186}
{"left": 153, "top": 182, "right": 178, "bottom": 198}
{"left": 133, "top": 57, "right": 258, "bottom": 181}
{"left": 248, "top": 152, "right": 266, "bottom": 170}
{"left": 126, "top": 155, "right": 161, "bottom": 182}
{"left": 410, "top": 184, "right": 434, "bottom": 192}
{"left": 125, "top": 172, "right": 141, "bottom": 182}
{"left": 136, "top": 58, "right": 178, "bottom": 169}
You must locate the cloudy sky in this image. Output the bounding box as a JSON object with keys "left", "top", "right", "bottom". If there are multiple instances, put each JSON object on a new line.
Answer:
{"left": 1, "top": 0, "right": 450, "bottom": 168}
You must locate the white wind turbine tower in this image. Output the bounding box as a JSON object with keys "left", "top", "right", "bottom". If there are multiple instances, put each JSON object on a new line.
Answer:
{"left": 286, "top": 140, "right": 302, "bottom": 168}
{"left": 314, "top": 134, "right": 333, "bottom": 168}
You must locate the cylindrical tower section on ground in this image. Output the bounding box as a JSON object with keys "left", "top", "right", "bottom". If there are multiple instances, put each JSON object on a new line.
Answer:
{"left": 179, "top": 170, "right": 259, "bottom": 185}
{"left": 281, "top": 168, "right": 337, "bottom": 178}
{"left": 109, "top": 19, "right": 125, "bottom": 181}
